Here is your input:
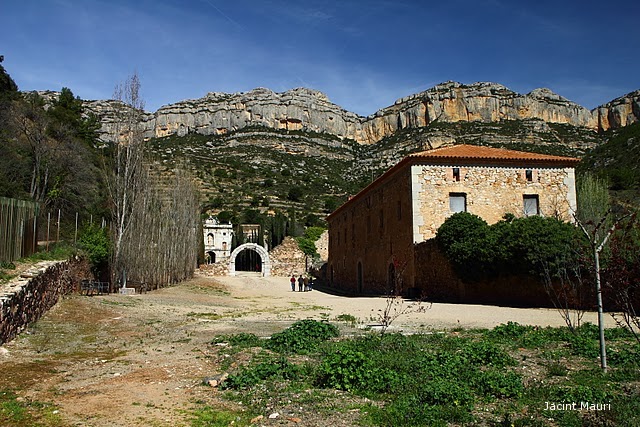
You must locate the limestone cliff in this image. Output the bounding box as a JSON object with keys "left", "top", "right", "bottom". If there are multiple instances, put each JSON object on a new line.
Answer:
{"left": 82, "top": 81, "right": 639, "bottom": 145}
{"left": 361, "top": 82, "right": 597, "bottom": 143}
{"left": 594, "top": 89, "right": 640, "bottom": 131}
{"left": 87, "top": 87, "right": 362, "bottom": 145}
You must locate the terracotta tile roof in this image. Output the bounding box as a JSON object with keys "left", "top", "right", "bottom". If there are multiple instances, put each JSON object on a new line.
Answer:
{"left": 409, "top": 144, "right": 580, "bottom": 165}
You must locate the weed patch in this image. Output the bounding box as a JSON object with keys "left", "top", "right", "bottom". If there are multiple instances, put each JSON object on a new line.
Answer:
{"left": 0, "top": 390, "right": 64, "bottom": 427}
{"left": 266, "top": 319, "right": 339, "bottom": 354}
{"left": 205, "top": 323, "right": 639, "bottom": 426}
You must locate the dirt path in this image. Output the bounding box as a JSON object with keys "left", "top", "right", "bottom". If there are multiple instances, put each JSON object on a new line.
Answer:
{"left": 0, "top": 273, "right": 614, "bottom": 426}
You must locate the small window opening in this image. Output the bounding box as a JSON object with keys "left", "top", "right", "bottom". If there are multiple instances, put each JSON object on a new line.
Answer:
{"left": 453, "top": 167, "right": 460, "bottom": 182}
{"left": 525, "top": 169, "right": 533, "bottom": 182}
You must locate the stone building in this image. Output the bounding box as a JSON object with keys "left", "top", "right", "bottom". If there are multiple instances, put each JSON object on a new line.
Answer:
{"left": 203, "top": 217, "right": 233, "bottom": 264}
{"left": 326, "top": 144, "right": 580, "bottom": 297}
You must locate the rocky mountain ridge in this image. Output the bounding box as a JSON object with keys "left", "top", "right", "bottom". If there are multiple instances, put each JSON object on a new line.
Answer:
{"left": 79, "top": 81, "right": 640, "bottom": 145}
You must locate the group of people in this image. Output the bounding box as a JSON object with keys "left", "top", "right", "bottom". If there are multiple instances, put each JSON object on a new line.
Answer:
{"left": 290, "top": 274, "right": 313, "bottom": 292}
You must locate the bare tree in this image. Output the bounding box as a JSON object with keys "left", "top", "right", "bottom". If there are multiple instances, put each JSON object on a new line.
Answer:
{"left": 542, "top": 257, "right": 588, "bottom": 333}
{"left": 376, "top": 251, "right": 430, "bottom": 335}
{"left": 120, "top": 165, "right": 199, "bottom": 288}
{"left": 104, "top": 74, "right": 147, "bottom": 287}
{"left": 104, "top": 74, "right": 200, "bottom": 289}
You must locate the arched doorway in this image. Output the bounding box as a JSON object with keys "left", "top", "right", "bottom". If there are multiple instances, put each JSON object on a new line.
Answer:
{"left": 228, "top": 243, "right": 271, "bottom": 277}
{"left": 206, "top": 251, "right": 216, "bottom": 264}
{"left": 235, "top": 248, "right": 262, "bottom": 272}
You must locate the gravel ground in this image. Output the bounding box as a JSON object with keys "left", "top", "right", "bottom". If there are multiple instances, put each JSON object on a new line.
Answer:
{"left": 0, "top": 272, "right": 615, "bottom": 426}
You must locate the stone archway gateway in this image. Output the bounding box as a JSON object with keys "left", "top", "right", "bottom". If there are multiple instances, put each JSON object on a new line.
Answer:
{"left": 228, "top": 243, "right": 271, "bottom": 277}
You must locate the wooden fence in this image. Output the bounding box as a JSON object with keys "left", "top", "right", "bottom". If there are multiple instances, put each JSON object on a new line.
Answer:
{"left": 0, "top": 197, "right": 40, "bottom": 263}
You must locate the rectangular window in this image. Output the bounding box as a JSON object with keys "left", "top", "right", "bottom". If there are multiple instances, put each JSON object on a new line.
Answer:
{"left": 523, "top": 194, "right": 539, "bottom": 216}
{"left": 449, "top": 193, "right": 467, "bottom": 213}
{"left": 525, "top": 169, "right": 533, "bottom": 182}
{"left": 453, "top": 167, "right": 460, "bottom": 182}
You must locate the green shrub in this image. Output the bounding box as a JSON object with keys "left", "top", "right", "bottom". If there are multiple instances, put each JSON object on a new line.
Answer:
{"left": 462, "top": 340, "right": 516, "bottom": 367}
{"left": 472, "top": 370, "right": 524, "bottom": 398}
{"left": 488, "top": 322, "right": 549, "bottom": 348}
{"left": 490, "top": 321, "right": 533, "bottom": 339}
{"left": 77, "top": 224, "right": 110, "bottom": 274}
{"left": 436, "top": 212, "right": 492, "bottom": 278}
{"left": 223, "top": 356, "right": 300, "bottom": 389}
{"left": 0, "top": 261, "right": 16, "bottom": 270}
{"left": 436, "top": 212, "right": 583, "bottom": 279}
{"left": 316, "top": 348, "right": 397, "bottom": 392}
{"left": 567, "top": 333, "right": 600, "bottom": 359}
{"left": 266, "top": 319, "right": 339, "bottom": 354}
{"left": 418, "top": 377, "right": 475, "bottom": 407}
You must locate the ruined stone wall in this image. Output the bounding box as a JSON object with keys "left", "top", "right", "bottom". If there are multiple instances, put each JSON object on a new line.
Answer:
{"left": 268, "top": 237, "right": 307, "bottom": 277}
{"left": 327, "top": 168, "right": 415, "bottom": 295}
{"left": 412, "top": 163, "right": 576, "bottom": 240}
{"left": 0, "top": 258, "right": 92, "bottom": 344}
{"left": 198, "top": 262, "right": 229, "bottom": 277}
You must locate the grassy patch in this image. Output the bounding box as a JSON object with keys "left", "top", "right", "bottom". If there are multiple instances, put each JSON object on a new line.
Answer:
{"left": 19, "top": 243, "right": 75, "bottom": 263}
{"left": 99, "top": 298, "right": 140, "bottom": 308}
{"left": 201, "top": 321, "right": 640, "bottom": 426}
{"left": 186, "top": 312, "right": 223, "bottom": 320}
{"left": 190, "top": 406, "right": 256, "bottom": 427}
{"left": 0, "top": 390, "right": 65, "bottom": 427}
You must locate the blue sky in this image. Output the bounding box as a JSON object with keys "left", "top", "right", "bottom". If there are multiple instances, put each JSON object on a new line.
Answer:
{"left": 2, "top": 0, "right": 639, "bottom": 116}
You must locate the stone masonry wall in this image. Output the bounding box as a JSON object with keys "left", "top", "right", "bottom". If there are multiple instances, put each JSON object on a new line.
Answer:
{"left": 0, "top": 258, "right": 92, "bottom": 344}
{"left": 413, "top": 163, "right": 576, "bottom": 240}
{"left": 269, "top": 237, "right": 307, "bottom": 277}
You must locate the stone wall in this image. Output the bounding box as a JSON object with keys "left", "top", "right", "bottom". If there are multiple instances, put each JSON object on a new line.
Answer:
{"left": 198, "top": 262, "right": 229, "bottom": 277}
{"left": 268, "top": 237, "right": 307, "bottom": 277}
{"left": 413, "top": 163, "right": 576, "bottom": 240}
{"left": 315, "top": 230, "right": 329, "bottom": 262}
{"left": 0, "top": 258, "right": 92, "bottom": 344}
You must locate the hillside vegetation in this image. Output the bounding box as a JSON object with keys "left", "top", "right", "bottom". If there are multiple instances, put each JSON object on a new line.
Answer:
{"left": 1, "top": 56, "right": 638, "bottom": 237}
{"left": 578, "top": 122, "right": 640, "bottom": 204}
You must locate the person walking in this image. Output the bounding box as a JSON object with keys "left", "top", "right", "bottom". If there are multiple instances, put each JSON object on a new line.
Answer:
{"left": 290, "top": 275, "right": 296, "bottom": 291}
{"left": 298, "top": 275, "right": 304, "bottom": 292}
{"left": 303, "top": 276, "right": 309, "bottom": 292}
